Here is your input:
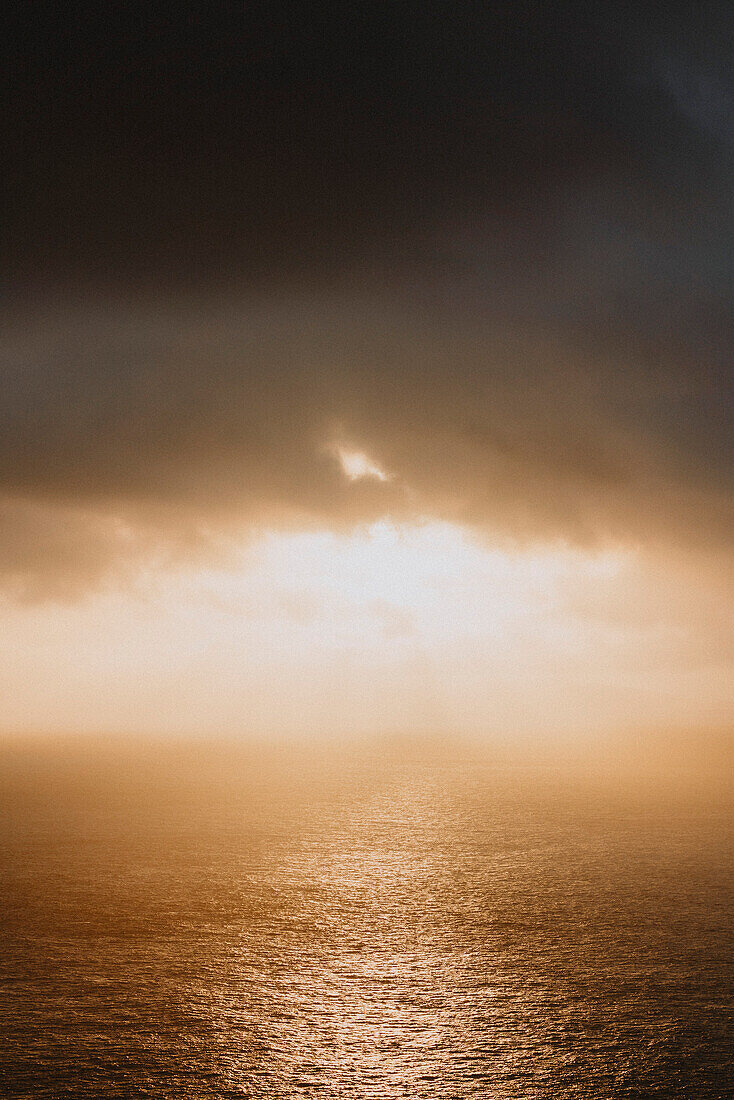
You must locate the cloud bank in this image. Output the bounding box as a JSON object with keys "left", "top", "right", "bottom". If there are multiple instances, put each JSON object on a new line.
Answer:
{"left": 1, "top": 2, "right": 732, "bottom": 597}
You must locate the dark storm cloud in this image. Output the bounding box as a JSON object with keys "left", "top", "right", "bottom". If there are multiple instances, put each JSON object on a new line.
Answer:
{"left": 1, "top": 3, "right": 732, "bottom": 593}
{"left": 6, "top": 1, "right": 723, "bottom": 286}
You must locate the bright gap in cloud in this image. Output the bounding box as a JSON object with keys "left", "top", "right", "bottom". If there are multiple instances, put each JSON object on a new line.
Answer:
{"left": 1, "top": 519, "right": 732, "bottom": 740}
{"left": 335, "top": 447, "right": 392, "bottom": 482}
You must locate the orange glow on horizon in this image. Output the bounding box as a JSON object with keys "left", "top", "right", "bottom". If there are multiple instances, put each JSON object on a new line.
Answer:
{"left": 0, "top": 518, "right": 731, "bottom": 742}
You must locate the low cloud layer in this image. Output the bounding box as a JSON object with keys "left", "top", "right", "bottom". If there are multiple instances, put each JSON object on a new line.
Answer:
{"left": 1, "top": 282, "right": 732, "bottom": 599}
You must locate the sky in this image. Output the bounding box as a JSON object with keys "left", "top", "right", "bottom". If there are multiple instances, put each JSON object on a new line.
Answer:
{"left": 1, "top": 3, "right": 733, "bottom": 747}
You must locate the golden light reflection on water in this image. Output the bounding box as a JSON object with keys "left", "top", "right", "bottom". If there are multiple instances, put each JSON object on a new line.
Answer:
{"left": 236, "top": 770, "right": 469, "bottom": 1095}
{"left": 1, "top": 742, "right": 732, "bottom": 1097}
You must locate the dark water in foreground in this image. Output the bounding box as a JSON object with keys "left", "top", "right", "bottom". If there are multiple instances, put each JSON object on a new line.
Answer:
{"left": 0, "top": 739, "right": 732, "bottom": 1098}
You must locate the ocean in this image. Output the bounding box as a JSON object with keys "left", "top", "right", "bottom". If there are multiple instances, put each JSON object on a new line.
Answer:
{"left": 1, "top": 737, "right": 732, "bottom": 1097}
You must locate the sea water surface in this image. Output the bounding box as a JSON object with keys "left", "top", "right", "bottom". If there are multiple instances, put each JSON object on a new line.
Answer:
{"left": 0, "top": 737, "right": 732, "bottom": 1097}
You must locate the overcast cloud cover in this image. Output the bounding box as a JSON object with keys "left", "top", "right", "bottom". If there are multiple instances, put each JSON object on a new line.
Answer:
{"left": 1, "top": 1, "right": 733, "bottom": 597}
